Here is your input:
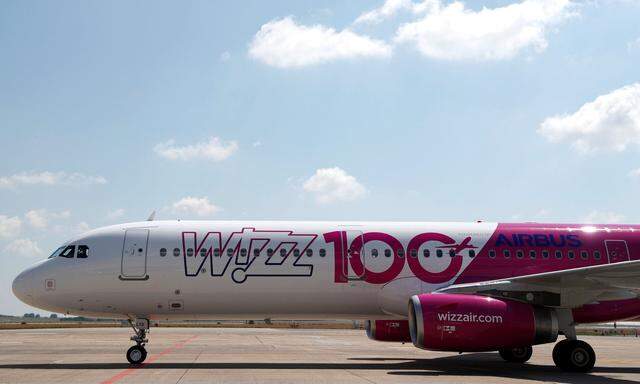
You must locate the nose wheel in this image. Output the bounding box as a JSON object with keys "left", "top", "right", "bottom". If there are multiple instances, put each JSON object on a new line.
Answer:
{"left": 552, "top": 339, "right": 596, "bottom": 372}
{"left": 127, "top": 318, "right": 150, "bottom": 365}
{"left": 126, "top": 345, "right": 147, "bottom": 364}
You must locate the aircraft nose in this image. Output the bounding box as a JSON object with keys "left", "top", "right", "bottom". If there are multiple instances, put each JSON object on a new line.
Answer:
{"left": 12, "top": 269, "right": 34, "bottom": 305}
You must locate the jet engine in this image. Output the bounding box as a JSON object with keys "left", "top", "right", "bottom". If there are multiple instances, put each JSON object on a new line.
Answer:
{"left": 408, "top": 293, "right": 558, "bottom": 352}
{"left": 365, "top": 320, "right": 411, "bottom": 342}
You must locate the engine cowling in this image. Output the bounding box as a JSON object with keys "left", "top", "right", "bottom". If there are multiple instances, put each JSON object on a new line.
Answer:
{"left": 365, "top": 320, "right": 411, "bottom": 342}
{"left": 408, "top": 293, "right": 558, "bottom": 352}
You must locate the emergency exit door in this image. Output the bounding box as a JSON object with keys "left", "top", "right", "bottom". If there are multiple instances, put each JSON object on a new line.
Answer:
{"left": 121, "top": 229, "right": 149, "bottom": 279}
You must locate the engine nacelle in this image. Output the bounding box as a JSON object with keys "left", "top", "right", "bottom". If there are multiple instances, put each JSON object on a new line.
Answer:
{"left": 365, "top": 320, "right": 411, "bottom": 342}
{"left": 408, "top": 293, "right": 558, "bottom": 352}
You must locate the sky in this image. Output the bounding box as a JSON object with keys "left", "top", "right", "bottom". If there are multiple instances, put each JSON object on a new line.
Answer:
{"left": 1, "top": 0, "right": 639, "bottom": 315}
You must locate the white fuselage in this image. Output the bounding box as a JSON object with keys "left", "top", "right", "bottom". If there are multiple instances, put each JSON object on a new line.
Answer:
{"left": 12, "top": 220, "right": 497, "bottom": 320}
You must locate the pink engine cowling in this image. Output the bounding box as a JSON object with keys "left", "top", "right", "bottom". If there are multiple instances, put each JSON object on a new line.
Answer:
{"left": 365, "top": 320, "right": 412, "bottom": 342}
{"left": 408, "top": 293, "right": 558, "bottom": 352}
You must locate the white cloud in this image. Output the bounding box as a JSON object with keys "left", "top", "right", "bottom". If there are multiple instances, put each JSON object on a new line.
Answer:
{"left": 582, "top": 210, "right": 626, "bottom": 224}
{"left": 106, "top": 208, "right": 125, "bottom": 220}
{"left": 538, "top": 83, "right": 640, "bottom": 153}
{"left": 0, "top": 215, "right": 21, "bottom": 238}
{"left": 394, "top": 0, "right": 576, "bottom": 61}
{"left": 628, "top": 37, "right": 640, "bottom": 52}
{"left": 24, "top": 209, "right": 70, "bottom": 230}
{"left": 0, "top": 171, "right": 107, "bottom": 189}
{"left": 170, "top": 197, "right": 221, "bottom": 217}
{"left": 4, "top": 238, "right": 43, "bottom": 257}
{"left": 252, "top": 141, "right": 262, "bottom": 148}
{"left": 302, "top": 167, "right": 367, "bottom": 204}
{"left": 354, "top": 0, "right": 437, "bottom": 24}
{"left": 248, "top": 17, "right": 392, "bottom": 68}
{"left": 630, "top": 168, "right": 640, "bottom": 178}
{"left": 154, "top": 137, "right": 238, "bottom": 161}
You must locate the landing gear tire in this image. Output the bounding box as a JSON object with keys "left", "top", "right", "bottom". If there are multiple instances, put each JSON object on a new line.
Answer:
{"left": 126, "top": 345, "right": 147, "bottom": 365}
{"left": 553, "top": 339, "right": 595, "bottom": 373}
{"left": 499, "top": 346, "right": 533, "bottom": 363}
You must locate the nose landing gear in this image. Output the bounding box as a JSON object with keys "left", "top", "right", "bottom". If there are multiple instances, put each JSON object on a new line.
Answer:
{"left": 552, "top": 339, "right": 596, "bottom": 372}
{"left": 126, "top": 318, "right": 149, "bottom": 365}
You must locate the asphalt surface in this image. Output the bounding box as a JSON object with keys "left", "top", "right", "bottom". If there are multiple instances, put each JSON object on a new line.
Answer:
{"left": 0, "top": 328, "right": 638, "bottom": 383}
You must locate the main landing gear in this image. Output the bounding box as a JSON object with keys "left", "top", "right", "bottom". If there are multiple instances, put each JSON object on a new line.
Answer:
{"left": 499, "top": 346, "right": 533, "bottom": 363}
{"left": 126, "top": 318, "right": 149, "bottom": 365}
{"left": 552, "top": 339, "right": 596, "bottom": 373}
{"left": 498, "top": 341, "right": 595, "bottom": 372}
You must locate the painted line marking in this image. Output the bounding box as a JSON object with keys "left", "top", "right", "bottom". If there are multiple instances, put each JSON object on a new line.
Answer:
{"left": 100, "top": 335, "right": 198, "bottom": 384}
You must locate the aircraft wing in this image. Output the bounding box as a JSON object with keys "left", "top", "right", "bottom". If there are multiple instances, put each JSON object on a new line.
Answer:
{"left": 437, "top": 260, "right": 640, "bottom": 308}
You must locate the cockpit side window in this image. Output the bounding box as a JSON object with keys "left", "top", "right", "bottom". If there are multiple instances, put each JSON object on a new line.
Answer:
{"left": 59, "top": 245, "right": 76, "bottom": 258}
{"left": 48, "top": 246, "right": 65, "bottom": 259}
{"left": 77, "top": 245, "right": 89, "bottom": 258}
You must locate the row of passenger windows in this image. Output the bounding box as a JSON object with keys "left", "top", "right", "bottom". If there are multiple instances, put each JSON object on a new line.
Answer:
{"left": 159, "top": 247, "right": 328, "bottom": 258}
{"left": 487, "top": 249, "right": 601, "bottom": 260}
{"left": 158, "top": 247, "right": 476, "bottom": 258}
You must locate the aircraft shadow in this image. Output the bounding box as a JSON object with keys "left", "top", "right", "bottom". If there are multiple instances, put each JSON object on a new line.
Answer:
{"left": 0, "top": 353, "right": 638, "bottom": 384}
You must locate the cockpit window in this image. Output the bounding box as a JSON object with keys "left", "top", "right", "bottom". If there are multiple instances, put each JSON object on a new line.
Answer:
{"left": 48, "top": 246, "right": 65, "bottom": 259}
{"left": 49, "top": 244, "right": 90, "bottom": 259}
{"left": 59, "top": 245, "right": 76, "bottom": 258}
{"left": 77, "top": 245, "right": 89, "bottom": 258}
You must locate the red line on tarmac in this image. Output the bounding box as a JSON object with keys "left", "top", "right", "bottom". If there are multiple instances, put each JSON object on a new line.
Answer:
{"left": 100, "top": 335, "right": 199, "bottom": 384}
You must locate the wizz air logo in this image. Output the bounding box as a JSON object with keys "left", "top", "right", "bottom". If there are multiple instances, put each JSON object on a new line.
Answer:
{"left": 437, "top": 312, "right": 503, "bottom": 324}
{"left": 182, "top": 228, "right": 317, "bottom": 284}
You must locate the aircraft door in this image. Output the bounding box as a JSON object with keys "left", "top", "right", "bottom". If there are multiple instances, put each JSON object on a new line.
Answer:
{"left": 121, "top": 229, "right": 149, "bottom": 280}
{"left": 605, "top": 240, "right": 630, "bottom": 264}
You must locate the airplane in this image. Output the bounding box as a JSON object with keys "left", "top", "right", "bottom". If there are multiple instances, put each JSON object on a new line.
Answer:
{"left": 12, "top": 219, "right": 640, "bottom": 372}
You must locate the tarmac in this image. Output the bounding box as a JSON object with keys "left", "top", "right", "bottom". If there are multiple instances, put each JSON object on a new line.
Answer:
{"left": 0, "top": 327, "right": 639, "bottom": 384}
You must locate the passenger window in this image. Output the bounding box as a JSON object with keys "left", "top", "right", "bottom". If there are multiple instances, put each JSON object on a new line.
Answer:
{"left": 160, "top": 248, "right": 167, "bottom": 257}
{"left": 503, "top": 250, "right": 511, "bottom": 258}
{"left": 59, "top": 245, "right": 75, "bottom": 258}
{"left": 410, "top": 249, "right": 417, "bottom": 258}
{"left": 186, "top": 248, "right": 194, "bottom": 257}
{"left": 173, "top": 248, "right": 180, "bottom": 257}
{"left": 371, "top": 249, "right": 378, "bottom": 257}
{"left": 555, "top": 250, "right": 562, "bottom": 259}
{"left": 542, "top": 250, "right": 549, "bottom": 259}
{"left": 423, "top": 249, "right": 430, "bottom": 258}
{"left": 227, "top": 248, "right": 234, "bottom": 257}
{"left": 267, "top": 248, "right": 274, "bottom": 257}
{"left": 580, "top": 251, "right": 588, "bottom": 260}
{"left": 280, "top": 249, "right": 287, "bottom": 257}
{"left": 516, "top": 250, "right": 524, "bottom": 259}
{"left": 254, "top": 248, "right": 260, "bottom": 257}
{"left": 594, "top": 250, "right": 601, "bottom": 260}
{"left": 529, "top": 250, "right": 536, "bottom": 259}
{"left": 436, "top": 249, "right": 443, "bottom": 258}
{"left": 568, "top": 251, "right": 575, "bottom": 260}
{"left": 77, "top": 245, "right": 89, "bottom": 258}
{"left": 449, "top": 249, "right": 455, "bottom": 257}
{"left": 398, "top": 249, "right": 405, "bottom": 258}
{"left": 240, "top": 248, "right": 247, "bottom": 257}
{"left": 214, "top": 248, "right": 221, "bottom": 257}
{"left": 469, "top": 250, "right": 476, "bottom": 258}
{"left": 489, "top": 250, "right": 496, "bottom": 259}
{"left": 306, "top": 249, "right": 313, "bottom": 257}
{"left": 319, "top": 249, "right": 326, "bottom": 257}
{"left": 200, "top": 248, "right": 207, "bottom": 257}
{"left": 293, "top": 249, "right": 300, "bottom": 257}
{"left": 384, "top": 249, "right": 391, "bottom": 257}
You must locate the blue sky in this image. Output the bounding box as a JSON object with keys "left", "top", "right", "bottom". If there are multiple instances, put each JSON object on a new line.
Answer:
{"left": 1, "top": 0, "right": 639, "bottom": 314}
